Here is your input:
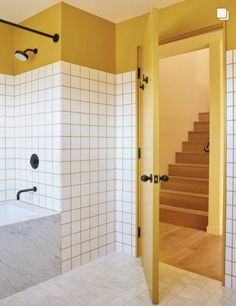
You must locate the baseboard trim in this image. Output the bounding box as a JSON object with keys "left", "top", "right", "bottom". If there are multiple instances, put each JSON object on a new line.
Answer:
{"left": 207, "top": 225, "right": 222, "bottom": 236}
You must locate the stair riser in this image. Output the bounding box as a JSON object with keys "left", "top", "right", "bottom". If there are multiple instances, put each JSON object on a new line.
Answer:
{"left": 169, "top": 165, "right": 209, "bottom": 179}
{"left": 188, "top": 132, "right": 209, "bottom": 142}
{"left": 160, "top": 209, "right": 208, "bottom": 231}
{"left": 182, "top": 142, "right": 206, "bottom": 153}
{"left": 194, "top": 122, "right": 209, "bottom": 131}
{"left": 176, "top": 153, "right": 209, "bottom": 165}
{"left": 161, "top": 179, "right": 209, "bottom": 194}
{"left": 160, "top": 192, "right": 208, "bottom": 211}
{"left": 199, "top": 113, "right": 210, "bottom": 122}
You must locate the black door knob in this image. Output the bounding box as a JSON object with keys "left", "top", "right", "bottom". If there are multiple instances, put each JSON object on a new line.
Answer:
{"left": 141, "top": 174, "right": 153, "bottom": 183}
{"left": 159, "top": 175, "right": 169, "bottom": 182}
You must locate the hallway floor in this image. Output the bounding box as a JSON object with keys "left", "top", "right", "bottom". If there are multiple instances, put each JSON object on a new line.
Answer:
{"left": 159, "top": 222, "right": 222, "bottom": 281}
{"left": 0, "top": 253, "right": 235, "bottom": 306}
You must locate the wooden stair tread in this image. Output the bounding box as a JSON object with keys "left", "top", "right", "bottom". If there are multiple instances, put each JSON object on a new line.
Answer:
{"left": 184, "top": 140, "right": 208, "bottom": 142}
{"left": 176, "top": 152, "right": 209, "bottom": 165}
{"left": 192, "top": 130, "right": 209, "bottom": 132}
{"left": 160, "top": 204, "right": 208, "bottom": 216}
{"left": 168, "top": 176, "right": 209, "bottom": 182}
{"left": 160, "top": 209, "right": 208, "bottom": 231}
{"left": 170, "top": 163, "right": 209, "bottom": 168}
{"left": 194, "top": 121, "right": 209, "bottom": 124}
{"left": 183, "top": 141, "right": 208, "bottom": 143}
{"left": 189, "top": 130, "right": 209, "bottom": 133}
{"left": 188, "top": 132, "right": 209, "bottom": 135}
{"left": 183, "top": 141, "right": 208, "bottom": 144}
{"left": 162, "top": 176, "right": 209, "bottom": 194}
{"left": 169, "top": 164, "right": 209, "bottom": 179}
{"left": 176, "top": 152, "right": 208, "bottom": 155}
{"left": 160, "top": 189, "right": 208, "bottom": 198}
{"left": 160, "top": 191, "right": 208, "bottom": 211}
{"left": 199, "top": 113, "right": 210, "bottom": 123}
{"left": 182, "top": 141, "right": 208, "bottom": 153}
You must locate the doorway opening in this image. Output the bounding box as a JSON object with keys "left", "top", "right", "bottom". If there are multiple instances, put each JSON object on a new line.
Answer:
{"left": 136, "top": 19, "right": 225, "bottom": 303}
{"left": 158, "top": 32, "right": 225, "bottom": 282}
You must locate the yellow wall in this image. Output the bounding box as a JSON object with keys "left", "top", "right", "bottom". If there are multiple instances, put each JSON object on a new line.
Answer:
{"left": 1, "top": 2, "right": 116, "bottom": 75}
{"left": 3, "top": 0, "right": 235, "bottom": 75}
{"left": 61, "top": 2, "right": 115, "bottom": 73}
{"left": 0, "top": 24, "right": 14, "bottom": 75}
{"left": 159, "top": 49, "right": 209, "bottom": 175}
{"left": 116, "top": 14, "right": 148, "bottom": 74}
{"left": 116, "top": 0, "right": 236, "bottom": 73}
{"left": 14, "top": 3, "right": 62, "bottom": 75}
{"left": 159, "top": 0, "right": 236, "bottom": 50}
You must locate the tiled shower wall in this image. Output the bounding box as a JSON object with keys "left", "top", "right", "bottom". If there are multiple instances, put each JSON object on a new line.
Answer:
{"left": 0, "top": 62, "right": 136, "bottom": 272}
{"left": 226, "top": 50, "right": 236, "bottom": 289}
{"left": 0, "top": 75, "right": 7, "bottom": 200}
{"left": 115, "top": 72, "right": 136, "bottom": 256}
{"left": 59, "top": 62, "right": 117, "bottom": 271}
{"left": 14, "top": 64, "right": 63, "bottom": 210}
{"left": 0, "top": 74, "right": 15, "bottom": 201}
{"left": 59, "top": 64, "right": 137, "bottom": 270}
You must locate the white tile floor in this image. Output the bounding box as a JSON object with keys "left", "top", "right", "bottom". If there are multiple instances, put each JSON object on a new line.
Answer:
{"left": 0, "top": 253, "right": 236, "bottom": 306}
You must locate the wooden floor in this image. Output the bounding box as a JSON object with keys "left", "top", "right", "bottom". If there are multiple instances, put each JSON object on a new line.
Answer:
{"left": 159, "top": 222, "right": 222, "bottom": 281}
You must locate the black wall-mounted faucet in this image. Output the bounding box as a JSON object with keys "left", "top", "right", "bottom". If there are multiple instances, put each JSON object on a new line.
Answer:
{"left": 17, "top": 187, "right": 37, "bottom": 200}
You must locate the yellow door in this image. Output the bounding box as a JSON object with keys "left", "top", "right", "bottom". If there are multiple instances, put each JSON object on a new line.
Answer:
{"left": 139, "top": 9, "right": 159, "bottom": 304}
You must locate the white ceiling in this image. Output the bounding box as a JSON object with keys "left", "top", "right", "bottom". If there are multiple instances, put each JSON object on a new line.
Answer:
{"left": 0, "top": 0, "right": 186, "bottom": 24}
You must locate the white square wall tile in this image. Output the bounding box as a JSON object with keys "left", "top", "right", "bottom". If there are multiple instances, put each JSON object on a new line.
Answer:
{"left": 227, "top": 50, "right": 233, "bottom": 64}
{"left": 227, "top": 79, "right": 233, "bottom": 92}
{"left": 1, "top": 61, "right": 137, "bottom": 277}
{"left": 227, "top": 65, "right": 233, "bottom": 78}
{"left": 60, "top": 61, "right": 71, "bottom": 74}
{"left": 71, "top": 64, "right": 80, "bottom": 77}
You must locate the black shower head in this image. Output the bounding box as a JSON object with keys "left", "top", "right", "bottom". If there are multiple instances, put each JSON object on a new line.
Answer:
{"left": 15, "top": 48, "right": 38, "bottom": 62}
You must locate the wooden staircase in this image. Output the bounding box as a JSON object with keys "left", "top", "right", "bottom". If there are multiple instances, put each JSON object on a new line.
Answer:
{"left": 160, "top": 112, "right": 209, "bottom": 231}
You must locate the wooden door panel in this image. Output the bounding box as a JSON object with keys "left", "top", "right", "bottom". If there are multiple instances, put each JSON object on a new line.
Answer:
{"left": 139, "top": 9, "right": 159, "bottom": 305}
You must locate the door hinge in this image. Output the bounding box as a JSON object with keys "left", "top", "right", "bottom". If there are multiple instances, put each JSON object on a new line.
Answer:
{"left": 138, "top": 226, "right": 141, "bottom": 238}
{"left": 140, "top": 83, "right": 145, "bottom": 90}
{"left": 137, "top": 67, "right": 141, "bottom": 79}
{"left": 138, "top": 147, "right": 141, "bottom": 159}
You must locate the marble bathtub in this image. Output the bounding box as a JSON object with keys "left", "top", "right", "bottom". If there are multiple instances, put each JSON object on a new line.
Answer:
{"left": 0, "top": 201, "right": 61, "bottom": 299}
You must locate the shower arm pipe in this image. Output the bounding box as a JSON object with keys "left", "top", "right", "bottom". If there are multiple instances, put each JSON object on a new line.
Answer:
{"left": 0, "top": 18, "right": 59, "bottom": 43}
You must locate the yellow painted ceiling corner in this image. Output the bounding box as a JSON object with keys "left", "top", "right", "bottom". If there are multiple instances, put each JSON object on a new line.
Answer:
{"left": 61, "top": 2, "right": 116, "bottom": 74}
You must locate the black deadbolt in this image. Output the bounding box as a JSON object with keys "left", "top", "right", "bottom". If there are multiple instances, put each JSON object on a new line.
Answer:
{"left": 30, "top": 154, "right": 39, "bottom": 169}
{"left": 141, "top": 174, "right": 153, "bottom": 183}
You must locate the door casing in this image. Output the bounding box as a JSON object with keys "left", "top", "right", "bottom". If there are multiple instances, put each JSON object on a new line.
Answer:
{"left": 137, "top": 28, "right": 226, "bottom": 287}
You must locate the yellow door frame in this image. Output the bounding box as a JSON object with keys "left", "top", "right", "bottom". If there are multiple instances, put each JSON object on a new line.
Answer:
{"left": 136, "top": 27, "right": 226, "bottom": 286}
